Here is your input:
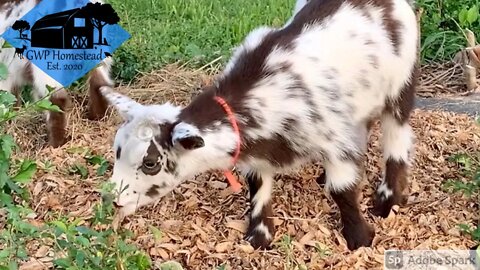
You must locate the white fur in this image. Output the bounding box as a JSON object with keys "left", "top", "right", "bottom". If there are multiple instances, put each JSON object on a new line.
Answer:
{"left": 382, "top": 114, "right": 414, "bottom": 163}
{"left": 103, "top": 0, "right": 418, "bottom": 225}
{"left": 252, "top": 172, "right": 273, "bottom": 217}
{"left": 377, "top": 182, "right": 393, "bottom": 198}
{"left": 324, "top": 159, "right": 360, "bottom": 192}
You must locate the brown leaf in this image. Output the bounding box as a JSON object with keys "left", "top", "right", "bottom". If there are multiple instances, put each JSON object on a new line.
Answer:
{"left": 237, "top": 244, "right": 254, "bottom": 254}
{"left": 19, "top": 260, "right": 52, "bottom": 270}
{"left": 225, "top": 220, "right": 246, "bottom": 233}
{"left": 34, "top": 246, "right": 50, "bottom": 258}
{"left": 215, "top": 241, "right": 233, "bottom": 253}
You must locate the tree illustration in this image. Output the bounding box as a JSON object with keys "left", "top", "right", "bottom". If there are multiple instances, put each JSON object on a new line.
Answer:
{"left": 12, "top": 20, "right": 30, "bottom": 39}
{"left": 82, "top": 3, "right": 120, "bottom": 45}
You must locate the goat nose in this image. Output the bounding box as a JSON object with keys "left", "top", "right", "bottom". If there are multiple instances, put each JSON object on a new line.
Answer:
{"left": 112, "top": 201, "right": 122, "bottom": 209}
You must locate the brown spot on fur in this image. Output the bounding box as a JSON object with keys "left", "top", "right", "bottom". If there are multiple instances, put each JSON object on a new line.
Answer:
{"left": 87, "top": 68, "right": 112, "bottom": 121}
{"left": 116, "top": 146, "right": 122, "bottom": 160}
{"left": 154, "top": 122, "right": 176, "bottom": 149}
{"left": 165, "top": 158, "right": 176, "bottom": 175}
{"left": 330, "top": 186, "right": 375, "bottom": 250}
{"left": 368, "top": 54, "right": 379, "bottom": 69}
{"left": 384, "top": 65, "right": 418, "bottom": 123}
{"left": 364, "top": 39, "right": 375, "bottom": 46}
{"left": 351, "top": 0, "right": 403, "bottom": 54}
{"left": 146, "top": 184, "right": 160, "bottom": 198}
{"left": 47, "top": 89, "right": 71, "bottom": 148}
{"left": 242, "top": 134, "right": 299, "bottom": 167}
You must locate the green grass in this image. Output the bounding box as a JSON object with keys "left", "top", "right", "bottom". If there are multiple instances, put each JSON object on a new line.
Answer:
{"left": 108, "top": 0, "right": 480, "bottom": 82}
{"left": 109, "top": 0, "right": 295, "bottom": 81}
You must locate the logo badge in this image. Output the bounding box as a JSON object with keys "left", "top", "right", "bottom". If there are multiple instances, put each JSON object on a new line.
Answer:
{"left": 385, "top": 250, "right": 404, "bottom": 269}
{"left": 1, "top": 0, "right": 130, "bottom": 87}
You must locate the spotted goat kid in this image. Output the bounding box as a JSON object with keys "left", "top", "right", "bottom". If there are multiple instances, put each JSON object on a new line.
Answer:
{"left": 100, "top": 0, "right": 418, "bottom": 251}
{"left": 0, "top": 0, "right": 112, "bottom": 147}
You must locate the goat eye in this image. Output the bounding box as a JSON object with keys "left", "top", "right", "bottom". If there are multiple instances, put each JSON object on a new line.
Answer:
{"left": 143, "top": 160, "right": 158, "bottom": 169}
{"left": 141, "top": 159, "right": 162, "bottom": 175}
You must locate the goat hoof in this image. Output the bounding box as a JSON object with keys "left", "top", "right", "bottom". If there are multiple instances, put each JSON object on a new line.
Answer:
{"left": 86, "top": 109, "right": 107, "bottom": 121}
{"left": 371, "top": 193, "right": 402, "bottom": 218}
{"left": 244, "top": 230, "right": 272, "bottom": 250}
{"left": 48, "top": 134, "right": 69, "bottom": 148}
{"left": 342, "top": 222, "right": 375, "bottom": 250}
{"left": 316, "top": 171, "right": 326, "bottom": 186}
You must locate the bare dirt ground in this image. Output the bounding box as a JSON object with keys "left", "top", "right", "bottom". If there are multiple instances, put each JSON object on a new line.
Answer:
{"left": 8, "top": 64, "right": 480, "bottom": 269}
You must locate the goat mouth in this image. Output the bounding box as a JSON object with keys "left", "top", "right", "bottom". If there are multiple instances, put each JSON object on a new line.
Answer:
{"left": 112, "top": 203, "right": 139, "bottom": 230}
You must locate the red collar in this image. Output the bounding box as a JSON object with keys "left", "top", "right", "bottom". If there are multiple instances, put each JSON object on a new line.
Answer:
{"left": 214, "top": 96, "right": 242, "bottom": 192}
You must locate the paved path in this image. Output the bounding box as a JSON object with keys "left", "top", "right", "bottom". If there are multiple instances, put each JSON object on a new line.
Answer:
{"left": 415, "top": 93, "right": 480, "bottom": 118}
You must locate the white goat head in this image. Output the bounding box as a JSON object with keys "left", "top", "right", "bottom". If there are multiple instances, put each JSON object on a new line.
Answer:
{"left": 100, "top": 86, "right": 210, "bottom": 217}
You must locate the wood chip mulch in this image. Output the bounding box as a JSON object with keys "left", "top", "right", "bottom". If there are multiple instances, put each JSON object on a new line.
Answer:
{"left": 5, "top": 65, "right": 480, "bottom": 270}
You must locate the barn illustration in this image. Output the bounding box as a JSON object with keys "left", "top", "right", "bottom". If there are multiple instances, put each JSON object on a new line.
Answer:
{"left": 30, "top": 8, "right": 94, "bottom": 49}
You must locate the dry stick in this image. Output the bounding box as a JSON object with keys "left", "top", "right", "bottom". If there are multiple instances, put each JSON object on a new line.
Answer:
{"left": 464, "top": 29, "right": 478, "bottom": 93}
{"left": 467, "top": 46, "right": 480, "bottom": 69}
{"left": 465, "top": 65, "right": 477, "bottom": 92}
{"left": 416, "top": 7, "right": 423, "bottom": 59}
{"left": 466, "top": 29, "right": 476, "bottom": 48}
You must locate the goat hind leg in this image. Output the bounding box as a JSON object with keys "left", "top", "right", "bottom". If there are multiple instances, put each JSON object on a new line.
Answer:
{"left": 325, "top": 158, "right": 374, "bottom": 250}
{"left": 32, "top": 67, "right": 71, "bottom": 147}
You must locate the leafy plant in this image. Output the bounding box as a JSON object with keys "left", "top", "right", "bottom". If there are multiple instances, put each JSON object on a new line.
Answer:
{"left": 418, "top": 0, "right": 480, "bottom": 61}
{"left": 69, "top": 163, "right": 89, "bottom": 179}
{"left": 85, "top": 154, "right": 110, "bottom": 176}
{"left": 274, "top": 234, "right": 308, "bottom": 270}
{"left": 0, "top": 59, "right": 154, "bottom": 270}
{"left": 0, "top": 64, "right": 62, "bottom": 268}
{"left": 46, "top": 183, "right": 152, "bottom": 270}
{"left": 445, "top": 128, "right": 480, "bottom": 244}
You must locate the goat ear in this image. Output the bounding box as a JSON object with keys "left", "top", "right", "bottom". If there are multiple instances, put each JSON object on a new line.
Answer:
{"left": 99, "top": 86, "right": 141, "bottom": 121}
{"left": 171, "top": 122, "right": 205, "bottom": 150}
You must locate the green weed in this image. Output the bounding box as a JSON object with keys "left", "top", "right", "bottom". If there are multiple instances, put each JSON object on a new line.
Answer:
{"left": 0, "top": 61, "right": 156, "bottom": 269}
{"left": 418, "top": 0, "right": 480, "bottom": 62}
{"left": 445, "top": 137, "right": 480, "bottom": 244}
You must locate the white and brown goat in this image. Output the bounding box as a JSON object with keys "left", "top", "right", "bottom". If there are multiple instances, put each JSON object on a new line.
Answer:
{"left": 0, "top": 0, "right": 112, "bottom": 147}
{"left": 100, "top": 0, "right": 418, "bottom": 251}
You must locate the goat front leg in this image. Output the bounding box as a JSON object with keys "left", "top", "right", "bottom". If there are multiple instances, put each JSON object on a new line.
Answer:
{"left": 47, "top": 89, "right": 71, "bottom": 147}
{"left": 244, "top": 170, "right": 275, "bottom": 250}
{"left": 31, "top": 66, "right": 71, "bottom": 147}
{"left": 325, "top": 158, "right": 374, "bottom": 250}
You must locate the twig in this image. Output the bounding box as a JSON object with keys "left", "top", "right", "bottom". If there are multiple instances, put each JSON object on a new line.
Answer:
{"left": 465, "top": 65, "right": 477, "bottom": 92}
{"left": 466, "top": 29, "right": 476, "bottom": 48}
{"left": 195, "top": 56, "right": 223, "bottom": 73}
